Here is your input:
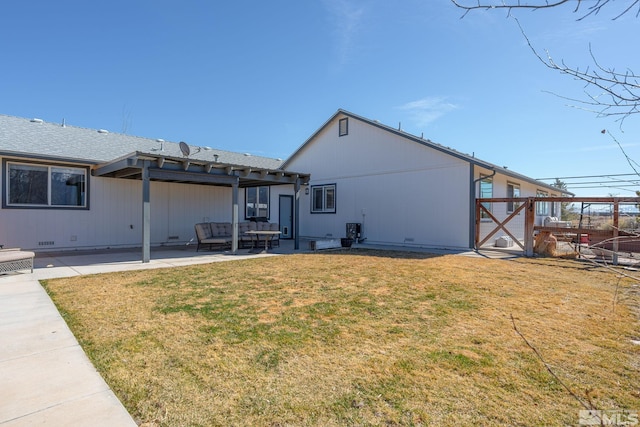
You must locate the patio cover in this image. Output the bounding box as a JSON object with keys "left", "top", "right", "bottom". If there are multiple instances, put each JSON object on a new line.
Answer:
{"left": 93, "top": 151, "right": 310, "bottom": 262}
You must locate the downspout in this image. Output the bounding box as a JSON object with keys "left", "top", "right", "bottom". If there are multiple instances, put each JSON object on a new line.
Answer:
{"left": 469, "top": 166, "right": 496, "bottom": 250}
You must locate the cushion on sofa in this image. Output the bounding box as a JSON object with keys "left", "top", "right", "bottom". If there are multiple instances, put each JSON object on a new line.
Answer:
{"left": 211, "top": 222, "right": 232, "bottom": 237}
{"left": 195, "top": 223, "right": 213, "bottom": 240}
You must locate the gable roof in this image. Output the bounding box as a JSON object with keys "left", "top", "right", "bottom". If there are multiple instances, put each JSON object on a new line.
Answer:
{"left": 0, "top": 114, "right": 283, "bottom": 170}
{"left": 283, "top": 109, "right": 569, "bottom": 195}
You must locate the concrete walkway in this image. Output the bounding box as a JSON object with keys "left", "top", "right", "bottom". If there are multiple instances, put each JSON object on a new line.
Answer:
{"left": 0, "top": 242, "right": 515, "bottom": 426}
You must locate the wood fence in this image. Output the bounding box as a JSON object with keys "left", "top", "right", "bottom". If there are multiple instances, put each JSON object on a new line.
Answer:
{"left": 475, "top": 196, "right": 640, "bottom": 265}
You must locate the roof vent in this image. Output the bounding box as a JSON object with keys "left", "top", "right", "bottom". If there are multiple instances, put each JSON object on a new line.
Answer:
{"left": 244, "top": 153, "right": 252, "bottom": 157}
{"left": 30, "top": 118, "right": 43, "bottom": 123}
{"left": 156, "top": 138, "right": 165, "bottom": 142}
{"left": 97, "top": 129, "right": 109, "bottom": 134}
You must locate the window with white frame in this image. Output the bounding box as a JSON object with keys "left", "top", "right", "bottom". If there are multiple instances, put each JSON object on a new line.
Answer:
{"left": 5, "top": 161, "right": 87, "bottom": 208}
{"left": 536, "top": 190, "right": 549, "bottom": 216}
{"left": 245, "top": 186, "right": 269, "bottom": 219}
{"left": 479, "top": 175, "right": 493, "bottom": 219}
{"left": 311, "top": 184, "right": 336, "bottom": 213}
{"left": 507, "top": 182, "right": 520, "bottom": 213}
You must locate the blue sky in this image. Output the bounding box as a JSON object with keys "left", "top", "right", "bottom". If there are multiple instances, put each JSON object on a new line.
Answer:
{"left": 1, "top": 0, "right": 638, "bottom": 196}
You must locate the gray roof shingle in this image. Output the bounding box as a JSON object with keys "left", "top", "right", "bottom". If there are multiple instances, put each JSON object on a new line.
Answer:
{"left": 0, "top": 114, "right": 284, "bottom": 169}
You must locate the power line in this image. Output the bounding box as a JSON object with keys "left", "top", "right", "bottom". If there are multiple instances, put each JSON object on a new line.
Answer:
{"left": 561, "top": 179, "right": 640, "bottom": 185}
{"left": 536, "top": 173, "right": 640, "bottom": 180}
{"left": 536, "top": 173, "right": 639, "bottom": 194}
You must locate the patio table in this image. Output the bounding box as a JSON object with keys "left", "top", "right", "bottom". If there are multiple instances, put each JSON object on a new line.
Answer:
{"left": 245, "top": 230, "right": 281, "bottom": 253}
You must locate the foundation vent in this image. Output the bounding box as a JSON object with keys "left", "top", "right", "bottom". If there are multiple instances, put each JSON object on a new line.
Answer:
{"left": 38, "top": 241, "right": 55, "bottom": 246}
{"left": 168, "top": 235, "right": 180, "bottom": 240}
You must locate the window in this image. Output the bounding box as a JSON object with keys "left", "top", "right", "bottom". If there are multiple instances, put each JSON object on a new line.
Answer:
{"left": 339, "top": 117, "right": 348, "bottom": 136}
{"left": 479, "top": 175, "right": 493, "bottom": 219}
{"left": 536, "top": 190, "right": 549, "bottom": 216}
{"left": 506, "top": 182, "right": 520, "bottom": 213}
{"left": 311, "top": 184, "right": 336, "bottom": 213}
{"left": 245, "top": 186, "right": 269, "bottom": 218}
{"left": 6, "top": 161, "right": 87, "bottom": 208}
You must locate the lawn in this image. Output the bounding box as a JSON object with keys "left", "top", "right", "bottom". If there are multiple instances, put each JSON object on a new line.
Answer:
{"left": 42, "top": 251, "right": 640, "bottom": 426}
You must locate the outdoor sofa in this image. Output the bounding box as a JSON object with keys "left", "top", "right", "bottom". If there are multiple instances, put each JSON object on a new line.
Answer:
{"left": 194, "top": 221, "right": 280, "bottom": 251}
{"left": 0, "top": 248, "right": 35, "bottom": 274}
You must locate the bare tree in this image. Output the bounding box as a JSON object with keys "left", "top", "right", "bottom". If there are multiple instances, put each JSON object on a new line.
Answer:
{"left": 450, "top": 0, "right": 640, "bottom": 20}
{"left": 451, "top": 0, "right": 640, "bottom": 123}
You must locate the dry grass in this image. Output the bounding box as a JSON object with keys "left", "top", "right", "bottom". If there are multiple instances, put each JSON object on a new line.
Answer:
{"left": 42, "top": 250, "right": 640, "bottom": 426}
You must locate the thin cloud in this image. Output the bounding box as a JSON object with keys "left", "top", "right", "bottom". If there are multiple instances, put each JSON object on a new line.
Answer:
{"left": 396, "top": 97, "right": 459, "bottom": 127}
{"left": 323, "top": 0, "right": 365, "bottom": 68}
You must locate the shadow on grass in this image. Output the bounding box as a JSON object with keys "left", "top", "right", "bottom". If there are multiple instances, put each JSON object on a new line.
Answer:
{"left": 311, "top": 248, "right": 445, "bottom": 260}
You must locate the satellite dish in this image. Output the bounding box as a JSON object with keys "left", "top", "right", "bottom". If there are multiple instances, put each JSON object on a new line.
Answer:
{"left": 179, "top": 141, "right": 190, "bottom": 157}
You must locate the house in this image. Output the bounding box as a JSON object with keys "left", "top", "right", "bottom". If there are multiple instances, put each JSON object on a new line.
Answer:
{"left": 283, "top": 109, "right": 567, "bottom": 250}
{"left": 0, "top": 115, "right": 309, "bottom": 261}
{"left": 1, "top": 110, "right": 566, "bottom": 259}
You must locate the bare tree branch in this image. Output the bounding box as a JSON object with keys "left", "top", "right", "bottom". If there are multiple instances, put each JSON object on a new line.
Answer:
{"left": 603, "top": 129, "right": 640, "bottom": 177}
{"left": 451, "top": 1, "right": 640, "bottom": 122}
{"left": 513, "top": 18, "right": 640, "bottom": 123}
{"left": 451, "top": 0, "right": 640, "bottom": 19}
{"left": 451, "top": 1, "right": 640, "bottom": 128}
{"left": 510, "top": 314, "right": 594, "bottom": 410}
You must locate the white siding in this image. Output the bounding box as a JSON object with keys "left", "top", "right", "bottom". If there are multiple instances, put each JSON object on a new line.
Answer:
{"left": 0, "top": 154, "right": 298, "bottom": 251}
{"left": 0, "top": 160, "right": 237, "bottom": 250}
{"left": 287, "top": 115, "right": 472, "bottom": 249}
{"left": 150, "top": 180, "right": 231, "bottom": 245}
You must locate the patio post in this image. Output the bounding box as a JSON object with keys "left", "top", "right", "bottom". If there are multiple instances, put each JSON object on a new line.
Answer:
{"left": 141, "top": 160, "right": 151, "bottom": 263}
{"left": 524, "top": 198, "right": 535, "bottom": 257}
{"left": 294, "top": 177, "right": 301, "bottom": 250}
{"left": 231, "top": 179, "right": 239, "bottom": 253}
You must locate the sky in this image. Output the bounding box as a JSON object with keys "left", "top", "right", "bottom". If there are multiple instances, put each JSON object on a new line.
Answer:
{"left": 1, "top": 0, "right": 638, "bottom": 197}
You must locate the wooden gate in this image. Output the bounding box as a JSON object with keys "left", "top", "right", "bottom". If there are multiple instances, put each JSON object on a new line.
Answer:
{"left": 475, "top": 197, "right": 640, "bottom": 265}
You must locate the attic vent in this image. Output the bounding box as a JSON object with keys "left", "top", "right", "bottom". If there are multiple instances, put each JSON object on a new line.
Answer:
{"left": 244, "top": 153, "right": 251, "bottom": 156}
{"left": 97, "top": 129, "right": 109, "bottom": 134}
{"left": 30, "top": 118, "right": 43, "bottom": 123}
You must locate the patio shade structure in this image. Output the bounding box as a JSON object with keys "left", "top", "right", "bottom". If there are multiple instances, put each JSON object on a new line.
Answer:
{"left": 93, "top": 151, "right": 310, "bottom": 262}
